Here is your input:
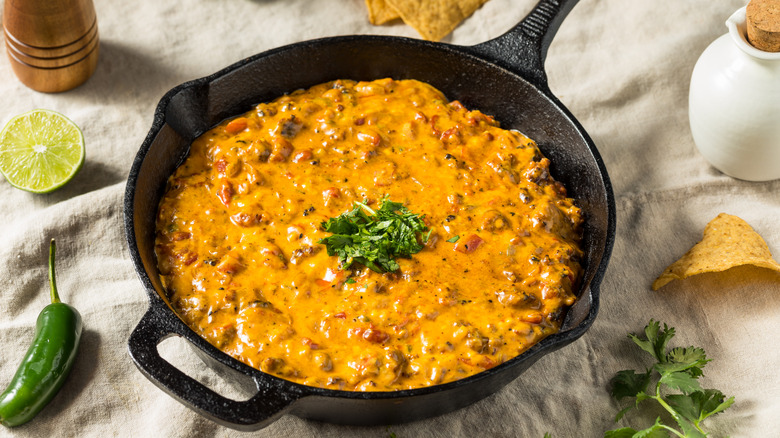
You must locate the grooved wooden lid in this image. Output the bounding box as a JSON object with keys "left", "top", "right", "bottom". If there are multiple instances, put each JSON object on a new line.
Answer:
{"left": 747, "top": 0, "right": 780, "bottom": 52}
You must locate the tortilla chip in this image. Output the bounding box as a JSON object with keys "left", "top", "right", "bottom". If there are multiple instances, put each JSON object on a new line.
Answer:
{"left": 366, "top": 0, "right": 401, "bottom": 25}
{"left": 652, "top": 213, "right": 780, "bottom": 290}
{"left": 386, "top": 0, "right": 490, "bottom": 41}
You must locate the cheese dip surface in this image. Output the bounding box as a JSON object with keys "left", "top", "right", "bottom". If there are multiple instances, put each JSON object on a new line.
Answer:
{"left": 155, "top": 78, "right": 583, "bottom": 391}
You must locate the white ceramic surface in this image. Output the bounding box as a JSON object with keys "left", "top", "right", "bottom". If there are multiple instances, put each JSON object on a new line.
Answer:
{"left": 689, "top": 7, "right": 780, "bottom": 181}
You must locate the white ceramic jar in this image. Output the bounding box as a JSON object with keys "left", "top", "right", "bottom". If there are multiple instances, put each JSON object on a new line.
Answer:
{"left": 689, "top": 7, "right": 780, "bottom": 181}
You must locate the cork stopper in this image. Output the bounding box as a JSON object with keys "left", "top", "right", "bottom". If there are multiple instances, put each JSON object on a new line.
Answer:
{"left": 746, "top": 0, "right": 780, "bottom": 52}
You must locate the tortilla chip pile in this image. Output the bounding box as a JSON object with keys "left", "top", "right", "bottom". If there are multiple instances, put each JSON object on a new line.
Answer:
{"left": 652, "top": 213, "right": 780, "bottom": 290}
{"left": 366, "top": 0, "right": 491, "bottom": 41}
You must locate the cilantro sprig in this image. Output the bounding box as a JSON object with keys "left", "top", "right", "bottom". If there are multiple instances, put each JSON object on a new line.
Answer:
{"left": 318, "top": 197, "right": 429, "bottom": 273}
{"left": 607, "top": 320, "right": 734, "bottom": 438}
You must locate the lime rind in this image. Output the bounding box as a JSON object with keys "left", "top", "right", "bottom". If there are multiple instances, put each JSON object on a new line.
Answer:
{"left": 0, "top": 109, "right": 85, "bottom": 193}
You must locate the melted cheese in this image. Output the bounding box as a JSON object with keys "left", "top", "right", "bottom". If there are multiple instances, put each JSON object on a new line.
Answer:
{"left": 155, "top": 78, "right": 583, "bottom": 391}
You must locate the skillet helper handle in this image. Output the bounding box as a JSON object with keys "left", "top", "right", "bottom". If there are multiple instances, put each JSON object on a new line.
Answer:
{"left": 560, "top": 284, "right": 598, "bottom": 332}
{"left": 128, "top": 308, "right": 296, "bottom": 430}
{"left": 468, "top": 0, "right": 579, "bottom": 90}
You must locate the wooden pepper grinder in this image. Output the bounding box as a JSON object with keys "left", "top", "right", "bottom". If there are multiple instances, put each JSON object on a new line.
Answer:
{"left": 747, "top": 0, "right": 780, "bottom": 52}
{"left": 3, "top": 0, "right": 99, "bottom": 93}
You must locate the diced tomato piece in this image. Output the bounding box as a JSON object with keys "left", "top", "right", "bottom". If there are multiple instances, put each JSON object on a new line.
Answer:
{"left": 170, "top": 231, "right": 191, "bottom": 241}
{"left": 217, "top": 183, "right": 234, "bottom": 206}
{"left": 440, "top": 127, "right": 457, "bottom": 141}
{"left": 454, "top": 234, "right": 484, "bottom": 253}
{"left": 301, "top": 337, "right": 320, "bottom": 349}
{"left": 292, "top": 150, "right": 313, "bottom": 163}
{"left": 457, "top": 357, "right": 474, "bottom": 366}
{"left": 225, "top": 118, "right": 248, "bottom": 134}
{"left": 356, "top": 130, "right": 381, "bottom": 146}
{"left": 347, "top": 327, "right": 365, "bottom": 339}
{"left": 323, "top": 187, "right": 339, "bottom": 199}
{"left": 179, "top": 251, "right": 198, "bottom": 266}
{"left": 521, "top": 313, "right": 543, "bottom": 324}
{"left": 230, "top": 212, "right": 263, "bottom": 227}
{"left": 479, "top": 357, "right": 496, "bottom": 369}
{"left": 216, "top": 254, "right": 243, "bottom": 274}
{"left": 429, "top": 115, "right": 441, "bottom": 136}
{"left": 269, "top": 137, "right": 293, "bottom": 162}
{"left": 362, "top": 328, "right": 389, "bottom": 344}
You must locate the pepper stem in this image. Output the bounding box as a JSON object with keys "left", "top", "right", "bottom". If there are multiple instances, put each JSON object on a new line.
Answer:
{"left": 49, "top": 239, "right": 61, "bottom": 304}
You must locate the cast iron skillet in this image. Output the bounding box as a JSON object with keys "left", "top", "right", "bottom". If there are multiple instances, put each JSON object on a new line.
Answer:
{"left": 124, "top": 0, "right": 615, "bottom": 431}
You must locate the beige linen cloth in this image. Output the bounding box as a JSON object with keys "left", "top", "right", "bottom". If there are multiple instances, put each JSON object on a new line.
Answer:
{"left": 0, "top": 0, "right": 778, "bottom": 436}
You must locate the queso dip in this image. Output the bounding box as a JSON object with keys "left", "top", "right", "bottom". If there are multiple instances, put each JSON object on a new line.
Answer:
{"left": 155, "top": 78, "right": 583, "bottom": 391}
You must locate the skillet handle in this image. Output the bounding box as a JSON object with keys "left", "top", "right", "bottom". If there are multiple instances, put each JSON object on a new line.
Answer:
{"left": 467, "top": 0, "right": 579, "bottom": 90}
{"left": 128, "top": 308, "right": 298, "bottom": 431}
{"left": 560, "top": 284, "right": 598, "bottom": 332}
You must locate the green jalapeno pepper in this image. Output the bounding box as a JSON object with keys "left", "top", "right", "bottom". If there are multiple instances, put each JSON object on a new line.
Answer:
{"left": 0, "top": 239, "right": 82, "bottom": 427}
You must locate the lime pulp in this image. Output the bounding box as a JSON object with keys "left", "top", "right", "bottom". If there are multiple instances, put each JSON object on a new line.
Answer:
{"left": 0, "top": 109, "right": 85, "bottom": 193}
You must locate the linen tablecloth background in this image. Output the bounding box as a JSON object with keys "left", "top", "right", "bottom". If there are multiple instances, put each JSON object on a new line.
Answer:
{"left": 1, "top": 0, "right": 778, "bottom": 436}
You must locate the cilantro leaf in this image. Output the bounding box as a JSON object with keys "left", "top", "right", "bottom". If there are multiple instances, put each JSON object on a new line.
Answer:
{"left": 699, "top": 392, "right": 736, "bottom": 420}
{"left": 633, "top": 418, "right": 672, "bottom": 438}
{"left": 629, "top": 320, "right": 676, "bottom": 363}
{"left": 604, "top": 428, "right": 639, "bottom": 438}
{"left": 610, "top": 369, "right": 651, "bottom": 401}
{"left": 606, "top": 418, "right": 670, "bottom": 438}
{"left": 613, "top": 405, "right": 635, "bottom": 423}
{"left": 658, "top": 371, "right": 702, "bottom": 395}
{"left": 606, "top": 320, "right": 733, "bottom": 438}
{"left": 659, "top": 347, "right": 710, "bottom": 377}
{"left": 666, "top": 389, "right": 735, "bottom": 425}
{"left": 319, "top": 196, "right": 428, "bottom": 273}
{"left": 674, "top": 418, "right": 707, "bottom": 438}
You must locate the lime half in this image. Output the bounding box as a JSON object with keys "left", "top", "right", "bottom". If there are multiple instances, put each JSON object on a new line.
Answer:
{"left": 0, "top": 109, "right": 85, "bottom": 193}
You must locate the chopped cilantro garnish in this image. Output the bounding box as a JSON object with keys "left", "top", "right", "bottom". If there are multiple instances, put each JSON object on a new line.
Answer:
{"left": 447, "top": 235, "right": 460, "bottom": 243}
{"left": 345, "top": 278, "right": 356, "bottom": 284}
{"left": 318, "top": 196, "right": 428, "bottom": 273}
